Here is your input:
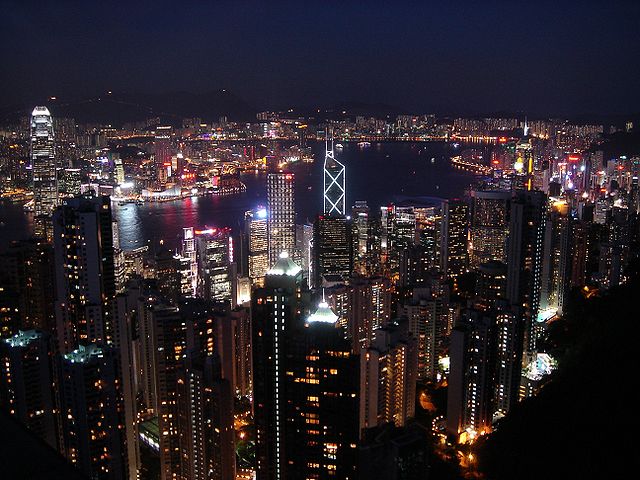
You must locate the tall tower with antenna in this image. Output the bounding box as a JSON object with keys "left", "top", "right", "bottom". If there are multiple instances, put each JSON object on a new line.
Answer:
{"left": 323, "top": 128, "right": 346, "bottom": 215}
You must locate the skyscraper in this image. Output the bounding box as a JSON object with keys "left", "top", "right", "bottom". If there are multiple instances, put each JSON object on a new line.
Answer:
{"left": 313, "top": 214, "right": 352, "bottom": 286}
{"left": 53, "top": 195, "right": 116, "bottom": 354}
{"left": 0, "top": 330, "right": 58, "bottom": 449}
{"left": 252, "top": 252, "right": 305, "bottom": 480}
{"left": 286, "top": 301, "right": 360, "bottom": 479}
{"left": 470, "top": 190, "right": 511, "bottom": 267}
{"left": 196, "top": 227, "right": 233, "bottom": 303}
{"left": 30, "top": 106, "right": 58, "bottom": 239}
{"left": 58, "top": 344, "right": 126, "bottom": 480}
{"left": 176, "top": 355, "right": 235, "bottom": 480}
{"left": 267, "top": 172, "right": 296, "bottom": 267}
{"left": 360, "top": 319, "right": 418, "bottom": 431}
{"left": 440, "top": 199, "right": 468, "bottom": 278}
{"left": 506, "top": 189, "right": 547, "bottom": 355}
{"left": 323, "top": 134, "right": 346, "bottom": 215}
{"left": 245, "top": 207, "right": 269, "bottom": 285}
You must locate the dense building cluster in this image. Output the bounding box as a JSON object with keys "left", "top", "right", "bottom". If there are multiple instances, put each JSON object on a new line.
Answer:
{"left": 0, "top": 105, "right": 638, "bottom": 480}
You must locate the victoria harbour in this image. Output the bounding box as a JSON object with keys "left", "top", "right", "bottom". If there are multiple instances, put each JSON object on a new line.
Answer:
{"left": 1, "top": 142, "right": 475, "bottom": 250}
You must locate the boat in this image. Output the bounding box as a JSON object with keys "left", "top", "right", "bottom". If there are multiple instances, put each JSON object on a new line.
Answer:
{"left": 335, "top": 143, "right": 344, "bottom": 149}
{"left": 357, "top": 141, "right": 371, "bottom": 148}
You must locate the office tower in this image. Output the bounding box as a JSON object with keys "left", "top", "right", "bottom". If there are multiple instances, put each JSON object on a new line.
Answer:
{"left": 295, "top": 223, "right": 314, "bottom": 286}
{"left": 154, "top": 127, "right": 172, "bottom": 183}
{"left": 30, "top": 106, "right": 58, "bottom": 239}
{"left": 285, "top": 300, "right": 360, "bottom": 479}
{"left": 470, "top": 190, "right": 511, "bottom": 267}
{"left": 0, "top": 239, "right": 55, "bottom": 332}
{"left": 415, "top": 204, "right": 442, "bottom": 270}
{"left": 61, "top": 168, "right": 82, "bottom": 196}
{"left": 181, "top": 227, "right": 198, "bottom": 296}
{"left": 440, "top": 199, "right": 468, "bottom": 278}
{"left": 539, "top": 199, "right": 572, "bottom": 318}
{"left": 245, "top": 208, "right": 269, "bottom": 285}
{"left": 196, "top": 227, "right": 232, "bottom": 303}
{"left": 58, "top": 344, "right": 126, "bottom": 480}
{"left": 53, "top": 195, "right": 116, "bottom": 354}
{"left": 267, "top": 172, "right": 296, "bottom": 267}
{"left": 313, "top": 213, "right": 352, "bottom": 286}
{"left": 323, "top": 134, "right": 346, "bottom": 215}
{"left": 360, "top": 319, "right": 418, "bottom": 431}
{"left": 351, "top": 201, "right": 370, "bottom": 274}
{"left": 475, "top": 261, "right": 507, "bottom": 310}
{"left": 252, "top": 252, "right": 305, "bottom": 480}
{"left": 152, "top": 247, "right": 182, "bottom": 301}
{"left": 176, "top": 355, "right": 235, "bottom": 480}
{"left": 0, "top": 330, "right": 58, "bottom": 449}
{"left": 506, "top": 190, "right": 547, "bottom": 354}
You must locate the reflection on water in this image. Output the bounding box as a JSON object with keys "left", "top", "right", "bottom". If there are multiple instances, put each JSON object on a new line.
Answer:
{"left": 2, "top": 142, "right": 476, "bottom": 252}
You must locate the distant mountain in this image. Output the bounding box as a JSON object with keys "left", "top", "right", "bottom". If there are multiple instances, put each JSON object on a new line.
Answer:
{"left": 0, "top": 90, "right": 256, "bottom": 126}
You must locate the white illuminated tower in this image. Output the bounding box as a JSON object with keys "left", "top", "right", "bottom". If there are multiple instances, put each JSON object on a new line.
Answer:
{"left": 323, "top": 131, "right": 346, "bottom": 215}
{"left": 30, "top": 106, "right": 58, "bottom": 239}
{"left": 267, "top": 172, "right": 296, "bottom": 267}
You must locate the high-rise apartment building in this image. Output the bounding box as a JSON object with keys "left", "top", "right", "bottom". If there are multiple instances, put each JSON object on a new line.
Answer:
{"left": 176, "top": 355, "right": 235, "bottom": 480}
{"left": 53, "top": 195, "right": 116, "bottom": 353}
{"left": 267, "top": 172, "right": 296, "bottom": 267}
{"left": 360, "top": 319, "right": 418, "bottom": 431}
{"left": 0, "top": 330, "right": 58, "bottom": 449}
{"left": 58, "top": 344, "right": 126, "bottom": 480}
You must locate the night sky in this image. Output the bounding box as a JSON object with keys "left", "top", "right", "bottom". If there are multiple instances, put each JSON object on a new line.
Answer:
{"left": 2, "top": 0, "right": 639, "bottom": 116}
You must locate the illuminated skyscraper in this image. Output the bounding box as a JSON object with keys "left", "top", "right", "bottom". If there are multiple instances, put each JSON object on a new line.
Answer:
{"left": 30, "top": 106, "right": 58, "bottom": 239}
{"left": 181, "top": 227, "right": 198, "bottom": 297}
{"left": 360, "top": 319, "right": 418, "bottom": 431}
{"left": 252, "top": 253, "right": 305, "bottom": 480}
{"left": 506, "top": 190, "right": 547, "bottom": 355}
{"left": 286, "top": 301, "right": 359, "bottom": 479}
{"left": 176, "top": 355, "right": 235, "bottom": 480}
{"left": 440, "top": 199, "right": 468, "bottom": 278}
{"left": 470, "top": 190, "right": 511, "bottom": 268}
{"left": 323, "top": 134, "right": 346, "bottom": 215}
{"left": 245, "top": 208, "right": 269, "bottom": 285}
{"left": 196, "top": 228, "right": 232, "bottom": 303}
{"left": 267, "top": 172, "right": 296, "bottom": 266}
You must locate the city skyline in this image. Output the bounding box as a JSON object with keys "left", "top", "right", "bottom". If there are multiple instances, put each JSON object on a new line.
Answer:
{"left": 1, "top": 3, "right": 638, "bottom": 479}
